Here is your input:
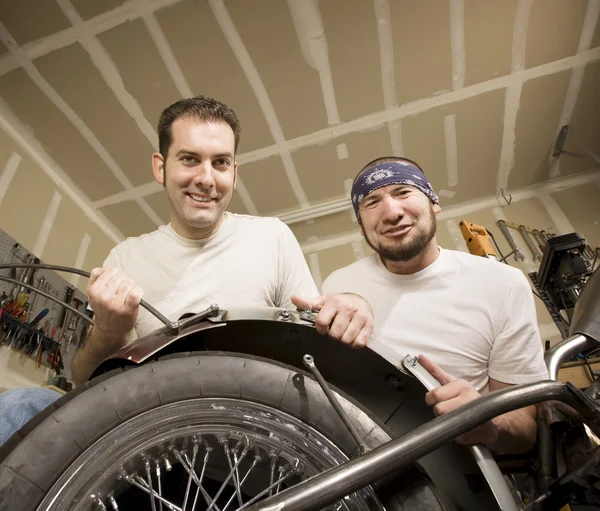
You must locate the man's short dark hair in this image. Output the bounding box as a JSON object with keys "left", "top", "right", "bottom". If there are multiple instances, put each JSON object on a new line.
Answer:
{"left": 354, "top": 156, "right": 425, "bottom": 183}
{"left": 157, "top": 96, "right": 242, "bottom": 159}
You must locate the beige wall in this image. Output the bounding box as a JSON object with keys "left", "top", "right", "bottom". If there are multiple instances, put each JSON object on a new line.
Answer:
{"left": 298, "top": 183, "right": 600, "bottom": 349}
{"left": 0, "top": 126, "right": 117, "bottom": 389}
{"left": 0, "top": 127, "right": 117, "bottom": 291}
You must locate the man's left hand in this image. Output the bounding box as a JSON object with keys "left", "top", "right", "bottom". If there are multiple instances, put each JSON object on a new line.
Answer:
{"left": 419, "top": 354, "right": 499, "bottom": 446}
{"left": 291, "top": 294, "right": 373, "bottom": 349}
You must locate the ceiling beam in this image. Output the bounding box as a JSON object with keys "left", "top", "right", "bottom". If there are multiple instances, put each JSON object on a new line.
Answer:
{"left": 374, "top": 0, "right": 404, "bottom": 156}
{"left": 93, "top": 181, "right": 162, "bottom": 208}
{"left": 0, "top": 97, "right": 124, "bottom": 244}
{"left": 449, "top": 0, "right": 466, "bottom": 91}
{"left": 56, "top": 0, "right": 164, "bottom": 228}
{"left": 0, "top": 0, "right": 188, "bottom": 76}
{"left": 237, "top": 46, "right": 600, "bottom": 165}
{"left": 287, "top": 0, "right": 340, "bottom": 126}
{"left": 57, "top": 0, "right": 157, "bottom": 147}
{"left": 209, "top": 0, "right": 310, "bottom": 208}
{"left": 134, "top": 0, "right": 259, "bottom": 217}
{"left": 135, "top": 0, "right": 193, "bottom": 98}
{"left": 0, "top": 20, "right": 166, "bottom": 230}
{"left": 1, "top": 0, "right": 598, "bottom": 175}
{"left": 111, "top": 44, "right": 600, "bottom": 207}
{"left": 496, "top": 0, "right": 533, "bottom": 195}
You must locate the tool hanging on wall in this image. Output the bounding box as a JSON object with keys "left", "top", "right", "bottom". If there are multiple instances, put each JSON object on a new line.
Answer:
{"left": 496, "top": 220, "right": 525, "bottom": 261}
{"left": 28, "top": 276, "right": 46, "bottom": 316}
{"left": 458, "top": 216, "right": 599, "bottom": 341}
{"left": 458, "top": 221, "right": 498, "bottom": 260}
{"left": 518, "top": 225, "right": 543, "bottom": 261}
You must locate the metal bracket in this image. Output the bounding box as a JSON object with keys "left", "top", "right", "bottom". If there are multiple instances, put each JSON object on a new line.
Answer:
{"left": 175, "top": 304, "right": 222, "bottom": 331}
{"left": 297, "top": 307, "right": 317, "bottom": 324}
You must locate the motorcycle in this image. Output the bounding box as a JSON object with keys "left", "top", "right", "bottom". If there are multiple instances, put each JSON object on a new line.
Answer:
{"left": 0, "top": 263, "right": 599, "bottom": 511}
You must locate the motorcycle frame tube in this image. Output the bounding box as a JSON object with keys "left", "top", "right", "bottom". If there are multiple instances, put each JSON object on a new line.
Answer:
{"left": 544, "top": 333, "right": 595, "bottom": 380}
{"left": 246, "top": 380, "right": 600, "bottom": 511}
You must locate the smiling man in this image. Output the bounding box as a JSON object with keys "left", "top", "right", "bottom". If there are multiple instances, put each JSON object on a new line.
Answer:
{"left": 0, "top": 97, "right": 374, "bottom": 446}
{"left": 68, "top": 96, "right": 373, "bottom": 385}
{"left": 322, "top": 156, "right": 549, "bottom": 454}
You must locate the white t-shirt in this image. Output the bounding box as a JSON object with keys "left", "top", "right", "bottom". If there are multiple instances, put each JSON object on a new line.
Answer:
{"left": 103, "top": 213, "right": 318, "bottom": 338}
{"left": 322, "top": 248, "right": 549, "bottom": 391}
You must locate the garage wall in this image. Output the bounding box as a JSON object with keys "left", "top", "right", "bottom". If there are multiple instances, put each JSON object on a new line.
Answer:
{"left": 0, "top": 125, "right": 119, "bottom": 390}
{"left": 0, "top": 128, "right": 118, "bottom": 288}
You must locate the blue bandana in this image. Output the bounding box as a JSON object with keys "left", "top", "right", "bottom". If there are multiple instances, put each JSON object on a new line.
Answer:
{"left": 351, "top": 162, "right": 439, "bottom": 219}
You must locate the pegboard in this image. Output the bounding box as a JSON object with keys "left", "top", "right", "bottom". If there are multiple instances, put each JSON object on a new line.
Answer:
{"left": 0, "top": 228, "right": 88, "bottom": 382}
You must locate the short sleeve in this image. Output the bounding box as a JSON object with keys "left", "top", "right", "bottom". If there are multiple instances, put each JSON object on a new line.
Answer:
{"left": 488, "top": 272, "right": 549, "bottom": 384}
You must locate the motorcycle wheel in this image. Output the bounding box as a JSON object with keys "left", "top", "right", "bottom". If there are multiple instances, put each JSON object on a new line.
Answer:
{"left": 0, "top": 351, "right": 446, "bottom": 511}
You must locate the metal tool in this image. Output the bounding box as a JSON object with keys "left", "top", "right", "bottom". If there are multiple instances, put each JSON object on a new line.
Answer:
{"left": 8, "top": 245, "right": 24, "bottom": 299}
{"left": 518, "top": 225, "right": 542, "bottom": 261}
{"left": 531, "top": 229, "right": 547, "bottom": 251}
{"left": 29, "top": 308, "right": 49, "bottom": 328}
{"left": 16, "top": 254, "right": 38, "bottom": 295}
{"left": 0, "top": 296, "right": 10, "bottom": 319}
{"left": 57, "top": 286, "right": 74, "bottom": 335}
{"left": 0, "top": 275, "right": 92, "bottom": 325}
{"left": 0, "top": 263, "right": 176, "bottom": 332}
{"left": 28, "top": 276, "right": 46, "bottom": 315}
{"left": 496, "top": 220, "right": 525, "bottom": 261}
{"left": 302, "top": 354, "right": 369, "bottom": 454}
{"left": 64, "top": 330, "right": 77, "bottom": 354}
{"left": 402, "top": 355, "right": 519, "bottom": 511}
{"left": 67, "top": 297, "right": 83, "bottom": 332}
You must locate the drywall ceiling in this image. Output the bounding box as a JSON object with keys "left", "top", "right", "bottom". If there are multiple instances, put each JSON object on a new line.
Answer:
{"left": 0, "top": 0, "right": 598, "bottom": 241}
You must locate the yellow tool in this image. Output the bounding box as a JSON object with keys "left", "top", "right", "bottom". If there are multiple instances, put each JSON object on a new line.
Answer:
{"left": 458, "top": 220, "right": 498, "bottom": 260}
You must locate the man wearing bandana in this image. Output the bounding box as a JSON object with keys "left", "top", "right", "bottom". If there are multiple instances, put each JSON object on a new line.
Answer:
{"left": 322, "top": 156, "right": 548, "bottom": 454}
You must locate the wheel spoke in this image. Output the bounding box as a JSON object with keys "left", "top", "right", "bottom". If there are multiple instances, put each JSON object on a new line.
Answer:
{"left": 223, "top": 440, "right": 244, "bottom": 508}
{"left": 204, "top": 438, "right": 250, "bottom": 511}
{"left": 275, "top": 465, "right": 285, "bottom": 495}
{"left": 172, "top": 447, "right": 220, "bottom": 511}
{"left": 155, "top": 459, "right": 164, "bottom": 511}
{"left": 120, "top": 471, "right": 182, "bottom": 511}
{"left": 236, "top": 462, "right": 299, "bottom": 511}
{"left": 268, "top": 453, "right": 277, "bottom": 497}
{"left": 182, "top": 439, "right": 200, "bottom": 511}
{"left": 145, "top": 458, "right": 158, "bottom": 511}
{"left": 222, "top": 455, "right": 260, "bottom": 511}
{"left": 190, "top": 446, "right": 212, "bottom": 511}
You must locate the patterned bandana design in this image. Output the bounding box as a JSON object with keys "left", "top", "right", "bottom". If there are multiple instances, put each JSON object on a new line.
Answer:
{"left": 351, "top": 162, "right": 439, "bottom": 218}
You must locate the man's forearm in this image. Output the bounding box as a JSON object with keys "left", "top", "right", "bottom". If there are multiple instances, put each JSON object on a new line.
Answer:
{"left": 71, "top": 327, "right": 128, "bottom": 386}
{"left": 490, "top": 405, "right": 538, "bottom": 454}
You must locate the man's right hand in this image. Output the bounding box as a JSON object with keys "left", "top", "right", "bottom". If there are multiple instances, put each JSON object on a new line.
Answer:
{"left": 87, "top": 266, "right": 144, "bottom": 352}
{"left": 72, "top": 267, "right": 143, "bottom": 386}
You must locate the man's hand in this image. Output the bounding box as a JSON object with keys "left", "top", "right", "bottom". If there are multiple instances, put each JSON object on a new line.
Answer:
{"left": 419, "top": 354, "right": 499, "bottom": 446}
{"left": 87, "top": 266, "right": 144, "bottom": 352}
{"left": 291, "top": 293, "right": 373, "bottom": 348}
